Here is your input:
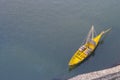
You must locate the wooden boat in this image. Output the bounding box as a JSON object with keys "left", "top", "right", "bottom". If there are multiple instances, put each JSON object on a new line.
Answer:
{"left": 68, "top": 25, "right": 111, "bottom": 68}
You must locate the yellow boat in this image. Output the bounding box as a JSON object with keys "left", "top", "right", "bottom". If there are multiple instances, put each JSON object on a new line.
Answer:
{"left": 68, "top": 25, "right": 111, "bottom": 68}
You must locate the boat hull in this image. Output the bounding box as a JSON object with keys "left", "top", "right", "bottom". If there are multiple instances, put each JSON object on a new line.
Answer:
{"left": 68, "top": 32, "right": 104, "bottom": 68}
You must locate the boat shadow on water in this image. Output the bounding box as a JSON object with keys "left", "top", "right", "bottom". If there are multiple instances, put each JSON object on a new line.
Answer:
{"left": 68, "top": 41, "right": 104, "bottom": 71}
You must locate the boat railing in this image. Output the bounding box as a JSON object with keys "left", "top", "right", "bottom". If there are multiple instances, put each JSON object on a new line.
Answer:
{"left": 79, "top": 45, "right": 87, "bottom": 52}
{"left": 84, "top": 48, "right": 92, "bottom": 55}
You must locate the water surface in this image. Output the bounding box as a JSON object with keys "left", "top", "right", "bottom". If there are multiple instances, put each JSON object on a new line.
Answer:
{"left": 0, "top": 0, "right": 120, "bottom": 80}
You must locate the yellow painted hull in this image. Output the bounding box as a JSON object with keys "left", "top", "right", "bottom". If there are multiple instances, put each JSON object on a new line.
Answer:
{"left": 68, "top": 32, "right": 104, "bottom": 67}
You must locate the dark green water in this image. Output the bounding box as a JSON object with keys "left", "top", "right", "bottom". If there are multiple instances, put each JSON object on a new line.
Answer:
{"left": 0, "top": 0, "right": 120, "bottom": 80}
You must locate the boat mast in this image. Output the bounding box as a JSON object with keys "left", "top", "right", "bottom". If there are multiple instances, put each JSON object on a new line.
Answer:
{"left": 86, "top": 26, "right": 92, "bottom": 43}
{"left": 92, "top": 25, "right": 94, "bottom": 39}
{"left": 85, "top": 25, "right": 95, "bottom": 44}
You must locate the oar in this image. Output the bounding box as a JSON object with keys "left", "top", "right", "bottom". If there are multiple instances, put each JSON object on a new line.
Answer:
{"left": 100, "top": 27, "right": 112, "bottom": 44}
{"left": 102, "top": 27, "right": 112, "bottom": 34}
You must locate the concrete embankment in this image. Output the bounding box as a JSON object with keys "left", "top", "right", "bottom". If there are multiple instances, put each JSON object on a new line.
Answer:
{"left": 69, "top": 65, "right": 120, "bottom": 80}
